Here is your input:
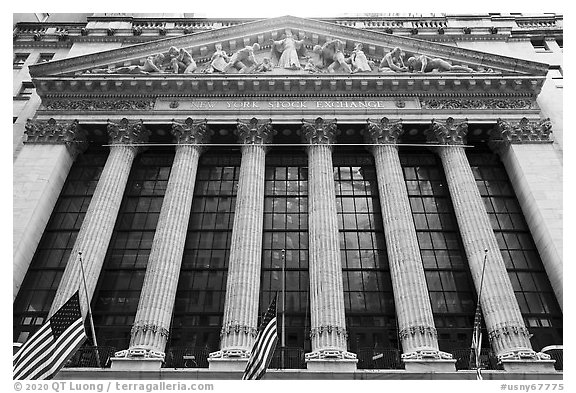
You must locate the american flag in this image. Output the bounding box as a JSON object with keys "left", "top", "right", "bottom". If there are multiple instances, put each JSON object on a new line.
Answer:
{"left": 471, "top": 301, "right": 483, "bottom": 380}
{"left": 242, "top": 294, "right": 278, "bottom": 380}
{"left": 13, "top": 291, "right": 87, "bottom": 380}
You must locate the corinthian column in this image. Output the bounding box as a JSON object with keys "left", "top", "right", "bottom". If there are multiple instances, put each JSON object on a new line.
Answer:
{"left": 209, "top": 118, "right": 275, "bottom": 371}
{"left": 365, "top": 118, "right": 454, "bottom": 371}
{"left": 428, "top": 118, "right": 554, "bottom": 372}
{"left": 14, "top": 119, "right": 87, "bottom": 301}
{"left": 300, "top": 117, "right": 357, "bottom": 371}
{"left": 49, "top": 119, "right": 149, "bottom": 318}
{"left": 112, "top": 120, "right": 211, "bottom": 368}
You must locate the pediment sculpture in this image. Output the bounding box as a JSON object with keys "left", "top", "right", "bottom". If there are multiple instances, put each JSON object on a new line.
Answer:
{"left": 84, "top": 33, "right": 496, "bottom": 76}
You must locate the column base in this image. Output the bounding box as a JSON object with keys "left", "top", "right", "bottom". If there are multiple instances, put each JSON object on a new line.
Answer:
{"left": 401, "top": 349, "right": 456, "bottom": 372}
{"left": 110, "top": 357, "right": 163, "bottom": 371}
{"left": 498, "top": 350, "right": 557, "bottom": 373}
{"left": 305, "top": 349, "right": 357, "bottom": 372}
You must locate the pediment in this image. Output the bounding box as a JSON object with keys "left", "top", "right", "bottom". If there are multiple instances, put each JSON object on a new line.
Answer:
{"left": 29, "top": 15, "right": 548, "bottom": 79}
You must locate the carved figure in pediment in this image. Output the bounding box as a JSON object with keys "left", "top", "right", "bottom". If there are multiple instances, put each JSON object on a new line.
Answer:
{"left": 304, "top": 57, "right": 321, "bottom": 73}
{"left": 379, "top": 47, "right": 408, "bottom": 72}
{"left": 313, "top": 39, "right": 352, "bottom": 73}
{"left": 350, "top": 43, "right": 373, "bottom": 73}
{"left": 206, "top": 43, "right": 230, "bottom": 73}
{"left": 167, "top": 46, "right": 197, "bottom": 74}
{"left": 254, "top": 57, "right": 273, "bottom": 72}
{"left": 269, "top": 29, "right": 307, "bottom": 70}
{"left": 101, "top": 53, "right": 165, "bottom": 74}
{"left": 224, "top": 43, "right": 261, "bottom": 73}
{"left": 406, "top": 55, "right": 474, "bottom": 73}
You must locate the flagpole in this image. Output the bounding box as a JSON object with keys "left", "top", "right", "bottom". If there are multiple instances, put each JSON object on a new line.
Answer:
{"left": 78, "top": 252, "right": 101, "bottom": 368}
{"left": 470, "top": 248, "right": 488, "bottom": 377}
{"left": 281, "top": 248, "right": 286, "bottom": 370}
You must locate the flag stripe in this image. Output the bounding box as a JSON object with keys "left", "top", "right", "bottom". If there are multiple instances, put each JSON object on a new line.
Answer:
{"left": 34, "top": 322, "right": 87, "bottom": 380}
{"left": 242, "top": 295, "right": 278, "bottom": 380}
{"left": 13, "top": 292, "right": 87, "bottom": 380}
{"left": 13, "top": 323, "right": 51, "bottom": 365}
{"left": 13, "top": 328, "right": 55, "bottom": 378}
{"left": 244, "top": 318, "right": 278, "bottom": 380}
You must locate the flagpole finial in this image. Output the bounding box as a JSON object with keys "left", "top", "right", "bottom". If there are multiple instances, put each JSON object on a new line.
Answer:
{"left": 484, "top": 248, "right": 488, "bottom": 253}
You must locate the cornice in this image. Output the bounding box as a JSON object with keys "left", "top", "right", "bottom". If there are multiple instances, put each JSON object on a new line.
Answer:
{"left": 28, "top": 15, "right": 549, "bottom": 78}
{"left": 33, "top": 74, "right": 545, "bottom": 99}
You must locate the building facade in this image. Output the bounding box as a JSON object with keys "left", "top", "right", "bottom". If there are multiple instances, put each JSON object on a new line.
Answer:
{"left": 13, "top": 13, "right": 563, "bottom": 379}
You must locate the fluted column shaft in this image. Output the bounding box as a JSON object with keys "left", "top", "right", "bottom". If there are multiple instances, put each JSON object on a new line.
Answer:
{"left": 366, "top": 119, "right": 442, "bottom": 357}
{"left": 128, "top": 120, "right": 210, "bottom": 356}
{"left": 49, "top": 119, "right": 149, "bottom": 318}
{"left": 430, "top": 119, "right": 534, "bottom": 359}
{"left": 218, "top": 118, "right": 275, "bottom": 357}
{"left": 301, "top": 118, "right": 353, "bottom": 360}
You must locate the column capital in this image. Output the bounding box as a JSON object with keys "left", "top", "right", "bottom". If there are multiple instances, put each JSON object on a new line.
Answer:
{"left": 300, "top": 117, "right": 339, "bottom": 145}
{"left": 365, "top": 117, "right": 404, "bottom": 145}
{"left": 24, "top": 118, "right": 88, "bottom": 159}
{"left": 235, "top": 117, "right": 275, "bottom": 146}
{"left": 107, "top": 118, "right": 150, "bottom": 147}
{"left": 427, "top": 117, "right": 468, "bottom": 145}
{"left": 171, "top": 118, "right": 212, "bottom": 146}
{"left": 493, "top": 118, "right": 553, "bottom": 144}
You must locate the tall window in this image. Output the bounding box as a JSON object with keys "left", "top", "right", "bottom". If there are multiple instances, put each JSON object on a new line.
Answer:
{"left": 13, "top": 150, "right": 108, "bottom": 343}
{"left": 400, "top": 150, "right": 476, "bottom": 351}
{"left": 13, "top": 53, "right": 29, "bottom": 68}
{"left": 170, "top": 151, "right": 240, "bottom": 351}
{"left": 261, "top": 150, "right": 310, "bottom": 351}
{"left": 334, "top": 153, "right": 397, "bottom": 353}
{"left": 92, "top": 150, "right": 174, "bottom": 349}
{"left": 468, "top": 151, "right": 562, "bottom": 350}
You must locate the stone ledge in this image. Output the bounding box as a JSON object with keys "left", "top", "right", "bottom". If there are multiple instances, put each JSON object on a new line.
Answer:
{"left": 110, "top": 357, "right": 163, "bottom": 371}
{"left": 207, "top": 357, "right": 249, "bottom": 371}
{"left": 56, "top": 368, "right": 563, "bottom": 380}
{"left": 403, "top": 359, "right": 457, "bottom": 372}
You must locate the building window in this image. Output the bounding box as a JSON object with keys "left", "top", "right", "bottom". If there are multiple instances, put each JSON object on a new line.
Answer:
{"left": 401, "top": 150, "right": 477, "bottom": 352}
{"left": 16, "top": 82, "right": 35, "bottom": 100}
{"left": 468, "top": 151, "right": 562, "bottom": 350}
{"left": 92, "top": 150, "right": 174, "bottom": 350}
{"left": 556, "top": 38, "right": 563, "bottom": 49}
{"left": 261, "top": 150, "right": 310, "bottom": 361}
{"left": 13, "top": 150, "right": 108, "bottom": 344}
{"left": 334, "top": 152, "right": 398, "bottom": 359}
{"left": 170, "top": 151, "right": 240, "bottom": 354}
{"left": 531, "top": 38, "right": 550, "bottom": 52}
{"left": 37, "top": 53, "right": 55, "bottom": 63}
{"left": 13, "top": 53, "right": 29, "bottom": 69}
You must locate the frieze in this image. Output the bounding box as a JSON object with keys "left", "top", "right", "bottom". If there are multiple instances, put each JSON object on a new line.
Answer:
{"left": 43, "top": 99, "right": 155, "bottom": 111}
{"left": 401, "top": 350, "right": 453, "bottom": 360}
{"left": 493, "top": 117, "right": 553, "bottom": 143}
{"left": 421, "top": 98, "right": 535, "bottom": 110}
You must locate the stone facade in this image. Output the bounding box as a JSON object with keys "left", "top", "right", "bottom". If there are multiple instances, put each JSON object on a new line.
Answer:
{"left": 13, "top": 13, "right": 562, "bottom": 379}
